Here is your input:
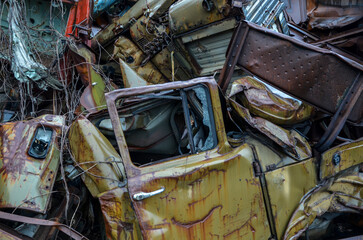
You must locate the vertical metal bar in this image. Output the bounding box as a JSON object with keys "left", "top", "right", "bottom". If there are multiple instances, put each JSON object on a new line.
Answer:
{"left": 180, "top": 90, "right": 196, "bottom": 154}
{"left": 218, "top": 22, "right": 249, "bottom": 93}
{"left": 316, "top": 73, "right": 362, "bottom": 152}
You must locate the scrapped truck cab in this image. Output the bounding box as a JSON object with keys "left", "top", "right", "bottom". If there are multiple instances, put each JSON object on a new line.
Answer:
{"left": 69, "top": 77, "right": 323, "bottom": 239}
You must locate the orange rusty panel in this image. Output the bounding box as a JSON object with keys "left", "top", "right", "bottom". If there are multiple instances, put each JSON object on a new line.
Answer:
{"left": 65, "top": 0, "right": 91, "bottom": 45}
{"left": 264, "top": 158, "right": 318, "bottom": 239}
{"left": 0, "top": 115, "right": 65, "bottom": 213}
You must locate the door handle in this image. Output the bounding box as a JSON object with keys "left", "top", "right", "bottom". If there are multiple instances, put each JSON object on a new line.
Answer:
{"left": 133, "top": 187, "right": 165, "bottom": 201}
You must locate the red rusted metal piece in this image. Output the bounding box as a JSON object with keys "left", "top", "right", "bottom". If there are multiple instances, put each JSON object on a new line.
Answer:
{"left": 65, "top": 0, "right": 92, "bottom": 46}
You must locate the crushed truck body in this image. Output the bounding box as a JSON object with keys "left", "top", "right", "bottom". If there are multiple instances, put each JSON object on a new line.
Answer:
{"left": 0, "top": 0, "right": 362, "bottom": 239}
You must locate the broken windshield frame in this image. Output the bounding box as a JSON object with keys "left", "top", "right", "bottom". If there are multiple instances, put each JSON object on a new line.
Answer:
{"left": 111, "top": 83, "right": 218, "bottom": 167}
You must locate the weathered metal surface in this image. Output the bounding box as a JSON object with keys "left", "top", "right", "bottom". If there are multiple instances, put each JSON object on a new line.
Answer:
{"left": 98, "top": 187, "right": 142, "bottom": 240}
{"left": 0, "top": 115, "right": 64, "bottom": 213}
{"left": 1, "top": 0, "right": 69, "bottom": 90}
{"left": 151, "top": 48, "right": 192, "bottom": 81}
{"left": 105, "top": 77, "right": 272, "bottom": 239}
{"left": 242, "top": 0, "right": 289, "bottom": 34}
{"left": 264, "top": 158, "right": 317, "bottom": 239}
{"left": 69, "top": 117, "right": 126, "bottom": 197}
{"left": 182, "top": 19, "right": 236, "bottom": 76}
{"left": 315, "top": 73, "right": 362, "bottom": 152}
{"left": 119, "top": 59, "right": 150, "bottom": 88}
{"left": 113, "top": 36, "right": 167, "bottom": 85}
{"left": 229, "top": 78, "right": 312, "bottom": 160}
{"left": 320, "top": 139, "right": 363, "bottom": 180}
{"left": 307, "top": 4, "right": 363, "bottom": 30}
{"left": 0, "top": 211, "right": 89, "bottom": 240}
{"left": 230, "top": 76, "right": 313, "bottom": 125}
{"left": 284, "top": 165, "right": 363, "bottom": 240}
{"left": 69, "top": 117, "right": 141, "bottom": 239}
{"left": 169, "top": 0, "right": 231, "bottom": 35}
{"left": 91, "top": 0, "right": 175, "bottom": 49}
{"left": 219, "top": 21, "right": 363, "bottom": 124}
{"left": 65, "top": 0, "right": 92, "bottom": 45}
{"left": 93, "top": 0, "right": 119, "bottom": 17}
{"left": 69, "top": 44, "right": 110, "bottom": 112}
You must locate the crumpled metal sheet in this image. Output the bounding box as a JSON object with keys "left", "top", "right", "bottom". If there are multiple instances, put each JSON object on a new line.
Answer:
{"left": 113, "top": 36, "right": 167, "bottom": 86}
{"left": 283, "top": 165, "right": 363, "bottom": 240}
{"left": 69, "top": 117, "right": 142, "bottom": 239}
{"left": 7, "top": 0, "right": 61, "bottom": 90}
{"left": 308, "top": 5, "right": 363, "bottom": 30}
{"left": 228, "top": 78, "right": 312, "bottom": 160}
{"left": 231, "top": 76, "right": 313, "bottom": 125}
{"left": 68, "top": 117, "right": 126, "bottom": 198}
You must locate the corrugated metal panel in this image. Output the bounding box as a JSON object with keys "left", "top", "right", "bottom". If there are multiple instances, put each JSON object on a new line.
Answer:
{"left": 181, "top": 0, "right": 290, "bottom": 76}
{"left": 186, "top": 30, "right": 233, "bottom": 75}
{"left": 243, "top": 0, "right": 289, "bottom": 35}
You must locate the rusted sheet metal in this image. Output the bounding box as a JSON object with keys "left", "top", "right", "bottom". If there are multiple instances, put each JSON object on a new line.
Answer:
{"left": 119, "top": 59, "right": 150, "bottom": 88}
{"left": 219, "top": 21, "right": 363, "bottom": 124}
{"left": 68, "top": 117, "right": 125, "bottom": 197}
{"left": 320, "top": 139, "right": 363, "bottom": 180}
{"left": 230, "top": 76, "right": 313, "bottom": 125}
{"left": 65, "top": 0, "right": 92, "bottom": 45}
{"left": 264, "top": 158, "right": 317, "bottom": 239}
{"left": 91, "top": 0, "right": 175, "bottom": 49}
{"left": 307, "top": 4, "right": 363, "bottom": 30}
{"left": 69, "top": 117, "right": 141, "bottom": 239}
{"left": 105, "top": 77, "right": 271, "bottom": 239}
{"left": 98, "top": 187, "right": 142, "bottom": 240}
{"left": 0, "top": 115, "right": 64, "bottom": 213}
{"left": 169, "top": 0, "right": 231, "bottom": 35}
{"left": 113, "top": 36, "right": 167, "bottom": 86}
{"left": 284, "top": 165, "right": 363, "bottom": 240}
{"left": 315, "top": 73, "right": 362, "bottom": 152}
{"left": 69, "top": 45, "right": 110, "bottom": 112}
{"left": 229, "top": 78, "right": 312, "bottom": 160}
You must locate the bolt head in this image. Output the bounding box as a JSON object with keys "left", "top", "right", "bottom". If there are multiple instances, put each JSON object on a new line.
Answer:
{"left": 332, "top": 153, "right": 341, "bottom": 166}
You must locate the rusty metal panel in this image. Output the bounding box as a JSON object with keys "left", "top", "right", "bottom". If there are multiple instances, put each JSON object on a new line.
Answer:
{"left": 320, "top": 139, "right": 363, "bottom": 179}
{"left": 68, "top": 117, "right": 126, "bottom": 198}
{"left": 126, "top": 147, "right": 270, "bottom": 239}
{"left": 98, "top": 186, "right": 143, "bottom": 240}
{"left": 229, "top": 76, "right": 313, "bottom": 125}
{"left": 264, "top": 158, "right": 318, "bottom": 239}
{"left": 105, "top": 77, "right": 272, "bottom": 239}
{"left": 284, "top": 165, "right": 363, "bottom": 239}
{"left": 169, "top": 0, "right": 230, "bottom": 35}
{"left": 224, "top": 21, "right": 363, "bottom": 123}
{"left": 0, "top": 115, "right": 65, "bottom": 213}
{"left": 229, "top": 78, "right": 312, "bottom": 160}
{"left": 69, "top": 117, "right": 142, "bottom": 239}
{"left": 242, "top": 0, "right": 289, "bottom": 34}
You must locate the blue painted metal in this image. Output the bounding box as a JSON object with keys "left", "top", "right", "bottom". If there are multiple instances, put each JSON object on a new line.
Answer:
{"left": 93, "top": 0, "right": 119, "bottom": 16}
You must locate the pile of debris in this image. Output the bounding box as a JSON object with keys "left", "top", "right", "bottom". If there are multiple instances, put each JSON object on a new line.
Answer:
{"left": 0, "top": 0, "right": 362, "bottom": 239}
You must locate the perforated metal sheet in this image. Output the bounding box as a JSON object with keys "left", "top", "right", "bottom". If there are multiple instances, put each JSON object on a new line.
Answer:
{"left": 234, "top": 21, "right": 363, "bottom": 124}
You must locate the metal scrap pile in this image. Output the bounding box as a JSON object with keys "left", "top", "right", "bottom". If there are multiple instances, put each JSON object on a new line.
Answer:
{"left": 0, "top": 0, "right": 362, "bottom": 239}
